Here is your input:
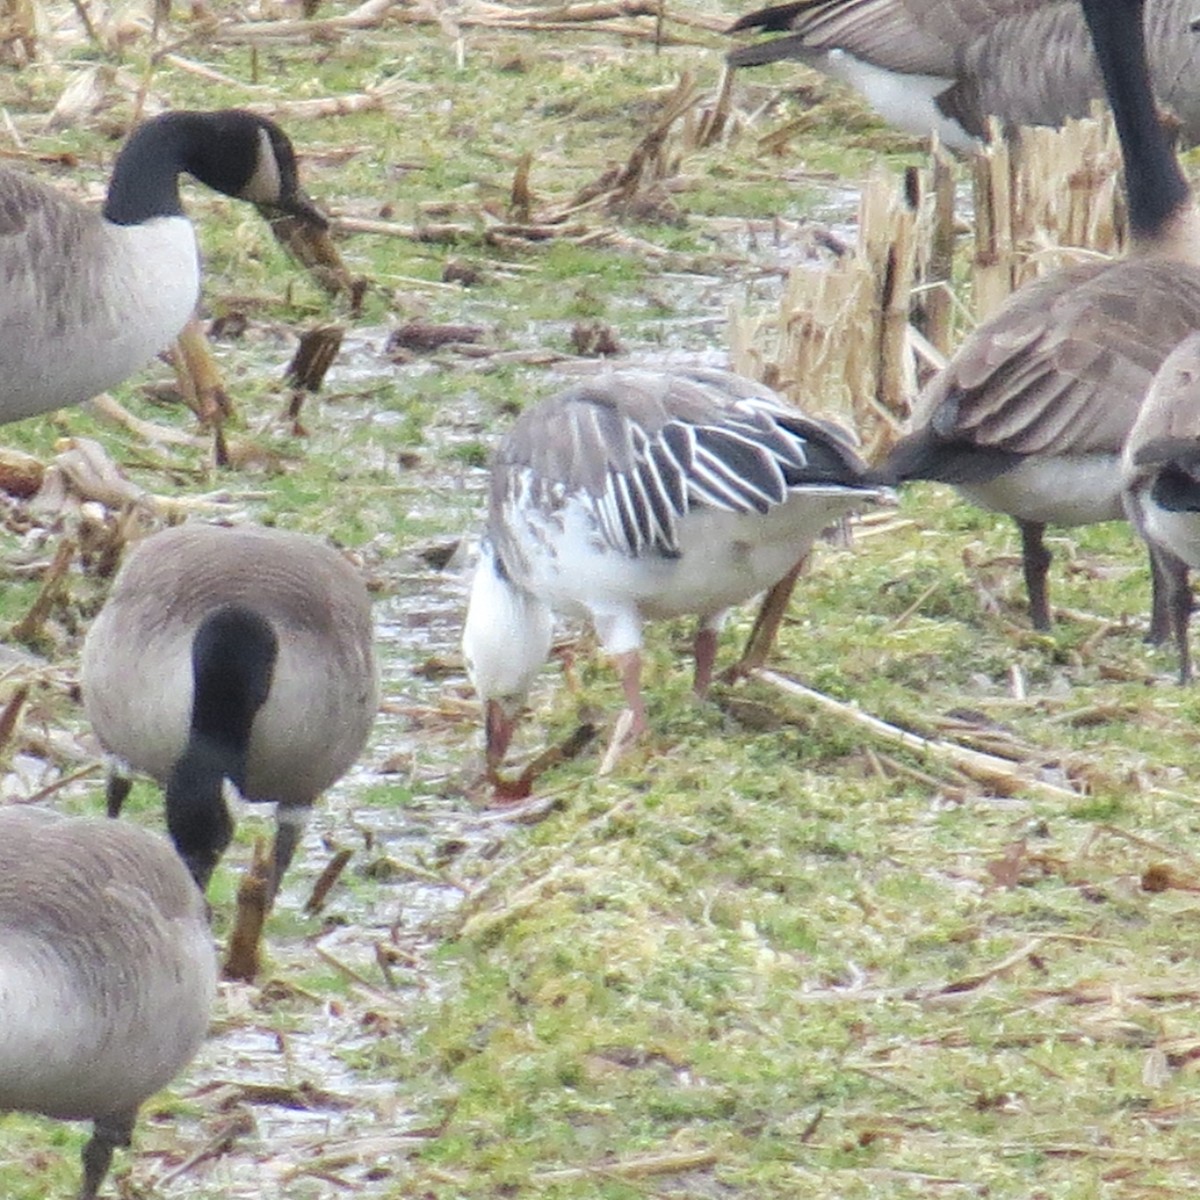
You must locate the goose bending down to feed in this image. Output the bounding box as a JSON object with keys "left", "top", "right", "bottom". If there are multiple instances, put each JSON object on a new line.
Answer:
{"left": 81, "top": 523, "right": 379, "bottom": 900}
{"left": 461, "top": 367, "right": 892, "bottom": 777}
{"left": 882, "top": 0, "right": 1200, "bottom": 639}
{"left": 727, "top": 0, "right": 1200, "bottom": 152}
{"left": 0, "top": 806, "right": 216, "bottom": 1200}
{"left": 0, "top": 108, "right": 324, "bottom": 426}
{"left": 1122, "top": 331, "right": 1200, "bottom": 679}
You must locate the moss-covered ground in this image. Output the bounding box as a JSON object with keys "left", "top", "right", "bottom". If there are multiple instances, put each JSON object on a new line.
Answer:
{"left": 2, "top": 2, "right": 1200, "bottom": 1197}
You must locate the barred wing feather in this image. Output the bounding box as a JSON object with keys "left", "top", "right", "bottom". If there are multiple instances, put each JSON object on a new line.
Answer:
{"left": 592, "top": 396, "right": 861, "bottom": 558}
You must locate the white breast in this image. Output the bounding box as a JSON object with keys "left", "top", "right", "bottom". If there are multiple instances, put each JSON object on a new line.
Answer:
{"left": 1135, "top": 496, "right": 1200, "bottom": 569}
{"left": 506, "top": 486, "right": 865, "bottom": 656}
{"left": 957, "top": 454, "right": 1125, "bottom": 528}
{"left": 824, "top": 50, "right": 975, "bottom": 153}
{"left": 4, "top": 216, "right": 199, "bottom": 423}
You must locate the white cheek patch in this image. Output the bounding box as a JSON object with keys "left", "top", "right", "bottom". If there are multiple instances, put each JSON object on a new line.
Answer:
{"left": 238, "top": 128, "right": 283, "bottom": 204}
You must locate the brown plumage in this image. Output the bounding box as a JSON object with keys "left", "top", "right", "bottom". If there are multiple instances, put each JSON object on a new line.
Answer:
{"left": 0, "top": 807, "right": 215, "bottom": 1199}
{"left": 81, "top": 523, "right": 379, "bottom": 899}
{"left": 884, "top": 0, "right": 1200, "bottom": 638}
{"left": 1122, "top": 331, "right": 1200, "bottom": 677}
{"left": 728, "top": 0, "right": 1200, "bottom": 150}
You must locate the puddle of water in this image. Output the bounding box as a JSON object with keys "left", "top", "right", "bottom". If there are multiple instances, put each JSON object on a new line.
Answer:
{"left": 15, "top": 173, "right": 867, "bottom": 1196}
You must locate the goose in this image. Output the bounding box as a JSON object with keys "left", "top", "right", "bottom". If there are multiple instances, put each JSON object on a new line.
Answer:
{"left": 461, "top": 367, "right": 892, "bottom": 775}
{"left": 1121, "top": 330, "right": 1200, "bottom": 679}
{"left": 881, "top": 0, "right": 1200, "bottom": 638}
{"left": 0, "top": 108, "right": 324, "bottom": 426}
{"left": 80, "top": 522, "right": 379, "bottom": 899}
{"left": 0, "top": 805, "right": 215, "bottom": 1200}
{"left": 727, "top": 0, "right": 1200, "bottom": 152}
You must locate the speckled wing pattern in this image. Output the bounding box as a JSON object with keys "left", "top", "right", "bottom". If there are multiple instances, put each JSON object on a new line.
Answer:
{"left": 490, "top": 369, "right": 868, "bottom": 560}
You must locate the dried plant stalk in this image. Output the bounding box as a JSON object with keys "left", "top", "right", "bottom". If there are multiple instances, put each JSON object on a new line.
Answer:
{"left": 730, "top": 168, "right": 924, "bottom": 458}
{"left": 0, "top": 0, "right": 39, "bottom": 65}
{"left": 1010, "top": 107, "right": 1122, "bottom": 285}
{"left": 917, "top": 144, "right": 956, "bottom": 356}
{"left": 971, "top": 133, "right": 1015, "bottom": 322}
{"left": 755, "top": 668, "right": 1080, "bottom": 802}
{"left": 223, "top": 839, "right": 272, "bottom": 982}
{"left": 10, "top": 536, "right": 75, "bottom": 646}
{"left": 971, "top": 111, "right": 1121, "bottom": 319}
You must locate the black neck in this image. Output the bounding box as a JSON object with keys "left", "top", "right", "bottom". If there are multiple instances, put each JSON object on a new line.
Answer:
{"left": 188, "top": 603, "right": 278, "bottom": 754}
{"left": 103, "top": 111, "right": 262, "bottom": 226}
{"left": 1082, "top": 0, "right": 1190, "bottom": 240}
{"left": 165, "top": 604, "right": 278, "bottom": 889}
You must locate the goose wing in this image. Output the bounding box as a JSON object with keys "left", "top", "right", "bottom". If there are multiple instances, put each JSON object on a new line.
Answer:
{"left": 0, "top": 168, "right": 104, "bottom": 326}
{"left": 891, "top": 259, "right": 1200, "bottom": 481}
{"left": 939, "top": 3, "right": 1100, "bottom": 139}
{"left": 728, "top": 0, "right": 1043, "bottom": 76}
{"left": 1127, "top": 331, "right": 1200, "bottom": 475}
{"left": 492, "top": 369, "right": 871, "bottom": 559}
{"left": 941, "top": 0, "right": 1200, "bottom": 143}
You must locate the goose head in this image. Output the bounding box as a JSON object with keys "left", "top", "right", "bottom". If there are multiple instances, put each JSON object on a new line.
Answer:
{"left": 104, "top": 109, "right": 327, "bottom": 228}
{"left": 461, "top": 542, "right": 554, "bottom": 775}
{"left": 165, "top": 603, "right": 279, "bottom": 891}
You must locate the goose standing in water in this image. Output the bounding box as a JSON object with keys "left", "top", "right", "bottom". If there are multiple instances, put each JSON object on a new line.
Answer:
{"left": 81, "top": 523, "right": 379, "bottom": 900}
{"left": 0, "top": 806, "right": 215, "bottom": 1199}
{"left": 462, "top": 368, "right": 892, "bottom": 776}
{"left": 1122, "top": 330, "right": 1200, "bottom": 679}
{"left": 0, "top": 108, "right": 324, "bottom": 425}
{"left": 882, "top": 0, "right": 1200, "bottom": 637}
{"left": 727, "top": 0, "right": 1200, "bottom": 151}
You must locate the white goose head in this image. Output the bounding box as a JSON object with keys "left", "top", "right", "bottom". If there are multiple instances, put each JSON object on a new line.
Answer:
{"left": 461, "top": 540, "right": 554, "bottom": 773}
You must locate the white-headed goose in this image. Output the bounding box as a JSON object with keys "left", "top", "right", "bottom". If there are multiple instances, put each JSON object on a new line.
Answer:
{"left": 0, "top": 806, "right": 215, "bottom": 1199}
{"left": 461, "top": 367, "right": 892, "bottom": 774}
{"left": 882, "top": 0, "right": 1200, "bottom": 636}
{"left": 1122, "top": 330, "right": 1200, "bottom": 679}
{"left": 80, "top": 523, "right": 379, "bottom": 899}
{"left": 0, "top": 108, "right": 324, "bottom": 426}
{"left": 727, "top": 0, "right": 1200, "bottom": 151}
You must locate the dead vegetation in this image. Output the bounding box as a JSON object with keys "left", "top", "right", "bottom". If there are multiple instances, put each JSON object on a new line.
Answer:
{"left": 0, "top": 2, "right": 1198, "bottom": 1198}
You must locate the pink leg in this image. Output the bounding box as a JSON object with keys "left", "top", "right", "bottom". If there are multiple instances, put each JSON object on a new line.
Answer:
{"left": 598, "top": 650, "right": 646, "bottom": 774}
{"left": 614, "top": 649, "right": 647, "bottom": 737}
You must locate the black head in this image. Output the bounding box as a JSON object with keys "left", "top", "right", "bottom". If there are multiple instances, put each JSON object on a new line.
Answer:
{"left": 177, "top": 110, "right": 327, "bottom": 226}
{"left": 166, "top": 736, "right": 236, "bottom": 892}
{"left": 105, "top": 109, "right": 327, "bottom": 228}
{"left": 163, "top": 603, "right": 279, "bottom": 891}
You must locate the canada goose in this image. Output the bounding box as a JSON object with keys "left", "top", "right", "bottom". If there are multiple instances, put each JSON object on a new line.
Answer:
{"left": 81, "top": 523, "right": 379, "bottom": 898}
{"left": 0, "top": 108, "right": 324, "bottom": 426}
{"left": 461, "top": 367, "right": 892, "bottom": 774}
{"left": 727, "top": 0, "right": 1200, "bottom": 151}
{"left": 0, "top": 805, "right": 215, "bottom": 1200}
{"left": 1122, "top": 330, "right": 1200, "bottom": 678}
{"left": 882, "top": 0, "right": 1200, "bottom": 637}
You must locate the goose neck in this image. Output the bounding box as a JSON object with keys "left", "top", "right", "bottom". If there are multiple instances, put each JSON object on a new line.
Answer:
{"left": 1083, "top": 0, "right": 1192, "bottom": 244}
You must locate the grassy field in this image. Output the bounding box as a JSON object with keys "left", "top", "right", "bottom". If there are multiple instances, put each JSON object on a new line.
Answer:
{"left": 2, "top": 1, "right": 1200, "bottom": 1197}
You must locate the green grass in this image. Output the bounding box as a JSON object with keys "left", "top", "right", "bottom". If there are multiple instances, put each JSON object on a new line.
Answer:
{"left": 3, "top": 1, "right": 1200, "bottom": 1197}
